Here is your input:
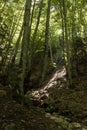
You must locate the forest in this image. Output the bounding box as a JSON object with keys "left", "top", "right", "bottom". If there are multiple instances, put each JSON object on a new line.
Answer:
{"left": 0, "top": 0, "right": 87, "bottom": 129}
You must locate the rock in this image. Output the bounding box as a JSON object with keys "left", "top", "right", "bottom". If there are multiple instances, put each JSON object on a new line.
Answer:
{"left": 40, "top": 93, "right": 49, "bottom": 100}
{"left": 82, "top": 128, "right": 87, "bottom": 130}
{"left": 82, "top": 126, "right": 87, "bottom": 130}
{"left": 71, "top": 122, "right": 81, "bottom": 128}
{"left": 83, "top": 119, "right": 87, "bottom": 125}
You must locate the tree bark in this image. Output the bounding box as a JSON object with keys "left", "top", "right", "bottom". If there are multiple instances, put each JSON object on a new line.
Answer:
{"left": 62, "top": 0, "right": 72, "bottom": 87}
{"left": 41, "top": 0, "right": 51, "bottom": 82}
{"left": 19, "top": 0, "right": 32, "bottom": 101}
{"left": 11, "top": 25, "right": 23, "bottom": 64}
{"left": 28, "top": 0, "right": 43, "bottom": 72}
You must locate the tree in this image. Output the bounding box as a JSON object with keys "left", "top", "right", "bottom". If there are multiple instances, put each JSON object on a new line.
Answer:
{"left": 19, "top": 0, "right": 32, "bottom": 102}
{"left": 11, "top": 24, "right": 23, "bottom": 65}
{"left": 28, "top": 0, "right": 43, "bottom": 75}
{"left": 41, "top": 0, "right": 51, "bottom": 82}
{"left": 62, "top": 0, "right": 72, "bottom": 87}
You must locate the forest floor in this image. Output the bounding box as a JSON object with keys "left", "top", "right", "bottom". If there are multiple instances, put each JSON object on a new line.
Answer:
{"left": 0, "top": 62, "right": 87, "bottom": 130}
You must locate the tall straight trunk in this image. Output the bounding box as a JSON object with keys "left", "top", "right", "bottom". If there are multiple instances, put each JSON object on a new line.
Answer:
{"left": 49, "top": 37, "right": 53, "bottom": 64}
{"left": 62, "top": 0, "right": 72, "bottom": 87}
{"left": 11, "top": 24, "right": 23, "bottom": 64}
{"left": 28, "top": 0, "right": 43, "bottom": 72}
{"left": 19, "top": 0, "right": 32, "bottom": 100}
{"left": 59, "top": 1, "right": 65, "bottom": 63}
{"left": 19, "top": 1, "right": 35, "bottom": 67}
{"left": 71, "top": 0, "right": 76, "bottom": 44}
{"left": 30, "top": 0, "right": 36, "bottom": 27}
{"left": 41, "top": 0, "right": 51, "bottom": 82}
{"left": 32, "top": 0, "right": 43, "bottom": 43}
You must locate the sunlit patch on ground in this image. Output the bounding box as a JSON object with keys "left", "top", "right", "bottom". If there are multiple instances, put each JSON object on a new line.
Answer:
{"left": 32, "top": 66, "right": 66, "bottom": 100}
{"left": 44, "top": 66, "right": 66, "bottom": 90}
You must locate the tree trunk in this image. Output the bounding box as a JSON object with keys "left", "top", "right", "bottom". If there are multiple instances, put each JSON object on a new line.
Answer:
{"left": 28, "top": 0, "right": 43, "bottom": 73}
{"left": 19, "top": 0, "right": 32, "bottom": 102}
{"left": 11, "top": 25, "right": 23, "bottom": 65}
{"left": 41, "top": 0, "right": 51, "bottom": 82}
{"left": 62, "top": 0, "right": 72, "bottom": 87}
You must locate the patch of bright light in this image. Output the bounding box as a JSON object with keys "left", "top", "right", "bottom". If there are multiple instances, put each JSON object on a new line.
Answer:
{"left": 51, "top": 6, "right": 55, "bottom": 11}
{"left": 55, "top": 29, "right": 62, "bottom": 35}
